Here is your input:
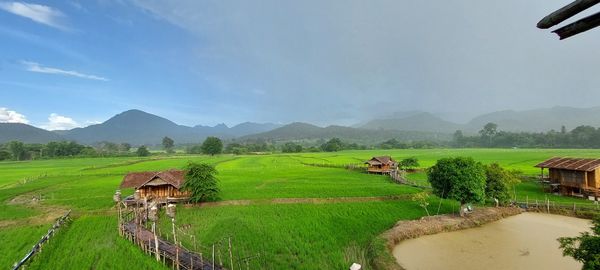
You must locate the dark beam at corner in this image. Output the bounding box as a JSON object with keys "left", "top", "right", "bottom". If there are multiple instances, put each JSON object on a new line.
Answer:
{"left": 537, "top": 0, "right": 600, "bottom": 29}
{"left": 553, "top": 12, "right": 600, "bottom": 40}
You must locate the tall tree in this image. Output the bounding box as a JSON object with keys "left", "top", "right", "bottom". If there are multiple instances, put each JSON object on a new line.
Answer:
{"left": 479, "top": 122, "right": 498, "bottom": 146}
{"left": 282, "top": 142, "right": 303, "bottom": 153}
{"left": 484, "top": 163, "right": 520, "bottom": 204}
{"left": 201, "top": 136, "right": 223, "bottom": 155}
{"left": 399, "top": 157, "right": 419, "bottom": 170}
{"left": 181, "top": 162, "right": 220, "bottom": 202}
{"left": 8, "top": 141, "right": 26, "bottom": 161}
{"left": 162, "top": 136, "right": 175, "bottom": 154}
{"left": 427, "top": 157, "right": 486, "bottom": 216}
{"left": 321, "top": 138, "right": 343, "bottom": 152}
{"left": 136, "top": 145, "right": 151, "bottom": 157}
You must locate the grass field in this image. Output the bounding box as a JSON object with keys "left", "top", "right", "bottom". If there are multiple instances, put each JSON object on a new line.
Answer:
{"left": 1, "top": 148, "right": 599, "bottom": 269}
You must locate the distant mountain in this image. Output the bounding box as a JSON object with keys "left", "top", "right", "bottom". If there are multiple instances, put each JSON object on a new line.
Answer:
{"left": 62, "top": 109, "right": 199, "bottom": 144}
{"left": 465, "top": 106, "right": 600, "bottom": 132}
{"left": 228, "top": 122, "right": 283, "bottom": 137}
{"left": 359, "top": 112, "right": 462, "bottom": 133}
{"left": 0, "top": 123, "right": 64, "bottom": 143}
{"left": 58, "top": 110, "right": 281, "bottom": 145}
{"left": 242, "top": 122, "right": 451, "bottom": 143}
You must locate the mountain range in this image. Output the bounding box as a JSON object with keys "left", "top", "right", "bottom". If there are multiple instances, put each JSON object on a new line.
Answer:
{"left": 2, "top": 106, "right": 600, "bottom": 145}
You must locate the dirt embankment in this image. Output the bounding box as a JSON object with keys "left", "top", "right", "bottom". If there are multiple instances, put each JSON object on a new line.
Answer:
{"left": 370, "top": 207, "right": 523, "bottom": 270}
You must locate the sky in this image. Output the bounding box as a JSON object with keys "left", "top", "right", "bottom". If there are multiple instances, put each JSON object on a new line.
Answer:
{"left": 0, "top": 1, "right": 599, "bottom": 130}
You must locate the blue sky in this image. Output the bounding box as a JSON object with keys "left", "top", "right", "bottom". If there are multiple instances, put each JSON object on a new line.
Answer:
{"left": 1, "top": 1, "right": 600, "bottom": 130}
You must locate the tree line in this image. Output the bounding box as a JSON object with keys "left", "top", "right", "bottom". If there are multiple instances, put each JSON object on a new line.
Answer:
{"left": 0, "top": 140, "right": 138, "bottom": 161}
{"left": 453, "top": 123, "right": 600, "bottom": 148}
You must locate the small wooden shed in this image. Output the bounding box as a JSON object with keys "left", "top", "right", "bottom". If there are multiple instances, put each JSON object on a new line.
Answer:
{"left": 535, "top": 157, "right": 600, "bottom": 197}
{"left": 365, "top": 156, "right": 397, "bottom": 174}
{"left": 120, "top": 170, "right": 190, "bottom": 203}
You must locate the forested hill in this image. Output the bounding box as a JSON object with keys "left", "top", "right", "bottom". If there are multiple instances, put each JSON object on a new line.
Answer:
{"left": 359, "top": 106, "right": 600, "bottom": 134}
{"left": 0, "top": 110, "right": 281, "bottom": 144}
{"left": 241, "top": 122, "right": 451, "bottom": 142}
{"left": 0, "top": 123, "right": 64, "bottom": 144}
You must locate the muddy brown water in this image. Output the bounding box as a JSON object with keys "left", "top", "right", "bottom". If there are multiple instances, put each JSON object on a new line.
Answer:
{"left": 393, "top": 212, "right": 591, "bottom": 270}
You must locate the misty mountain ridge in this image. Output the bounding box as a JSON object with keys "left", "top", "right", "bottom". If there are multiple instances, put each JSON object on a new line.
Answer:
{"left": 359, "top": 106, "right": 600, "bottom": 134}
{"left": 242, "top": 122, "right": 451, "bottom": 142}
{"left": 3, "top": 106, "right": 600, "bottom": 144}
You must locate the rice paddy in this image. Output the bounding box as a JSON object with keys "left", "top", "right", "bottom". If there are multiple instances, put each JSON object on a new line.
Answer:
{"left": 1, "top": 148, "right": 599, "bottom": 269}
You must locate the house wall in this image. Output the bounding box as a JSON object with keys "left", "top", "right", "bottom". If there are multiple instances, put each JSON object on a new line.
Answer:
{"left": 367, "top": 164, "right": 391, "bottom": 172}
{"left": 589, "top": 169, "right": 600, "bottom": 189}
{"left": 139, "top": 185, "right": 190, "bottom": 198}
{"left": 553, "top": 169, "right": 585, "bottom": 188}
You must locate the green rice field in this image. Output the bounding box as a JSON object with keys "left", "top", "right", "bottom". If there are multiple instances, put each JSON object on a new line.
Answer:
{"left": 1, "top": 148, "right": 599, "bottom": 269}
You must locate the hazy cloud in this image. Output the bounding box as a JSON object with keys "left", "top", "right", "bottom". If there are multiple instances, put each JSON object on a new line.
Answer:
{"left": 0, "top": 2, "right": 67, "bottom": 30}
{"left": 0, "top": 107, "right": 29, "bottom": 123}
{"left": 21, "top": 61, "right": 108, "bottom": 81}
{"left": 131, "top": 1, "right": 600, "bottom": 124}
{"left": 41, "top": 113, "right": 80, "bottom": 130}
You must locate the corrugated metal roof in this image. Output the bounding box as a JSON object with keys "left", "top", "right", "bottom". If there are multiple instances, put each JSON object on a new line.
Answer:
{"left": 535, "top": 157, "right": 600, "bottom": 171}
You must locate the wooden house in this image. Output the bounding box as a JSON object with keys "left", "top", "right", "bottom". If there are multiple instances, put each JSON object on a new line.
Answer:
{"left": 120, "top": 170, "right": 190, "bottom": 203}
{"left": 535, "top": 157, "right": 600, "bottom": 197}
{"left": 365, "top": 156, "right": 397, "bottom": 174}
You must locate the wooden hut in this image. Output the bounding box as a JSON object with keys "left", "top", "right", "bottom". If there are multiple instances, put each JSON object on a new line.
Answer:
{"left": 365, "top": 156, "right": 397, "bottom": 174}
{"left": 535, "top": 157, "right": 600, "bottom": 197}
{"left": 120, "top": 170, "right": 190, "bottom": 204}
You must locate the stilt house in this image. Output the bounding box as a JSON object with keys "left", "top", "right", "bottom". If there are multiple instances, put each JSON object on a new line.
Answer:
{"left": 535, "top": 157, "right": 600, "bottom": 197}
{"left": 120, "top": 170, "right": 190, "bottom": 203}
{"left": 365, "top": 156, "right": 398, "bottom": 174}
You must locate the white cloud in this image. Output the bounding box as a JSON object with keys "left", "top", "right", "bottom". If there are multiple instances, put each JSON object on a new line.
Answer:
{"left": 0, "top": 2, "right": 67, "bottom": 30}
{"left": 21, "top": 61, "right": 109, "bottom": 81}
{"left": 0, "top": 107, "right": 29, "bottom": 124}
{"left": 41, "top": 113, "right": 80, "bottom": 130}
{"left": 84, "top": 120, "right": 101, "bottom": 125}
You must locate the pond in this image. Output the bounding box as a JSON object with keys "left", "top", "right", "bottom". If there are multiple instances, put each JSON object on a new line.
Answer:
{"left": 393, "top": 212, "right": 591, "bottom": 270}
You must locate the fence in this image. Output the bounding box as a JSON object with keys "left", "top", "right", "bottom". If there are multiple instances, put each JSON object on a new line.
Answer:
{"left": 118, "top": 201, "right": 260, "bottom": 270}
{"left": 514, "top": 197, "right": 600, "bottom": 218}
{"left": 12, "top": 210, "right": 72, "bottom": 270}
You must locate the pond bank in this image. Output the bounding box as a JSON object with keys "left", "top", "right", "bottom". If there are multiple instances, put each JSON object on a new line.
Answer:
{"left": 393, "top": 212, "right": 590, "bottom": 270}
{"left": 369, "top": 207, "right": 522, "bottom": 270}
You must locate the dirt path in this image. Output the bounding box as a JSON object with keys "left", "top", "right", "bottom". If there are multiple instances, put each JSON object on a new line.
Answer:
{"left": 190, "top": 194, "right": 414, "bottom": 207}
{"left": 1, "top": 193, "right": 70, "bottom": 228}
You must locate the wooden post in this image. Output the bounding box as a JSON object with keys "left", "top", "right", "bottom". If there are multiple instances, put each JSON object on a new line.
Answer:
{"left": 172, "top": 218, "right": 177, "bottom": 246}
{"left": 228, "top": 237, "right": 234, "bottom": 270}
{"left": 547, "top": 198, "right": 550, "bottom": 213}
{"left": 212, "top": 244, "right": 215, "bottom": 270}
{"left": 176, "top": 245, "right": 180, "bottom": 270}
{"left": 153, "top": 222, "right": 160, "bottom": 261}
{"left": 218, "top": 243, "right": 223, "bottom": 266}
{"left": 526, "top": 196, "right": 529, "bottom": 208}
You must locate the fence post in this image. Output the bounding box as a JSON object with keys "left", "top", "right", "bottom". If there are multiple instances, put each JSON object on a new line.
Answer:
{"left": 229, "top": 237, "right": 234, "bottom": 270}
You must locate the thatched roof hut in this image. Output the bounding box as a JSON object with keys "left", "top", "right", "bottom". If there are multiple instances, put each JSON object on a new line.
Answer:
{"left": 120, "top": 170, "right": 189, "bottom": 203}
{"left": 365, "top": 156, "right": 397, "bottom": 174}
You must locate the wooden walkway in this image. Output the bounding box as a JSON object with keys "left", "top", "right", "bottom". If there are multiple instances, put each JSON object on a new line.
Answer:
{"left": 123, "top": 222, "right": 224, "bottom": 270}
